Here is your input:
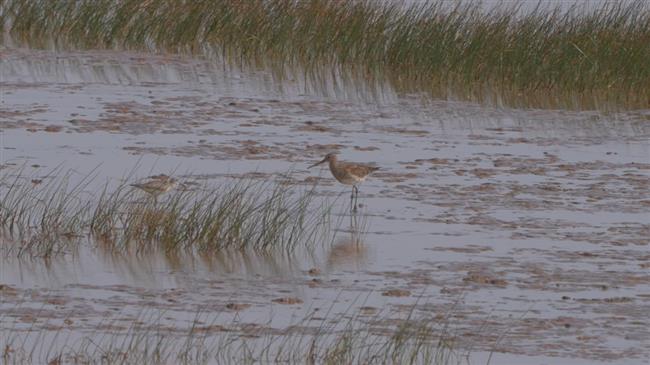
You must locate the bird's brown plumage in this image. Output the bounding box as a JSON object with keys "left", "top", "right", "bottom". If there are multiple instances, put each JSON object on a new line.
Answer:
{"left": 309, "top": 153, "right": 379, "bottom": 211}
{"left": 309, "top": 153, "right": 379, "bottom": 185}
{"left": 330, "top": 160, "right": 379, "bottom": 185}
{"left": 131, "top": 176, "right": 177, "bottom": 196}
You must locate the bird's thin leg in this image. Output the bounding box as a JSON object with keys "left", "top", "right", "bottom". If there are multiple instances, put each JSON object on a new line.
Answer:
{"left": 357, "top": 186, "right": 360, "bottom": 209}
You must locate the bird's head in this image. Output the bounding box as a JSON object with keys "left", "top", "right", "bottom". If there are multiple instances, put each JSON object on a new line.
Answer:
{"left": 308, "top": 153, "right": 337, "bottom": 168}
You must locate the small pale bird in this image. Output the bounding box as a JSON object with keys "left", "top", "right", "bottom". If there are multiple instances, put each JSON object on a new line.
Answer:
{"left": 130, "top": 176, "right": 178, "bottom": 201}
{"left": 309, "top": 153, "right": 379, "bottom": 211}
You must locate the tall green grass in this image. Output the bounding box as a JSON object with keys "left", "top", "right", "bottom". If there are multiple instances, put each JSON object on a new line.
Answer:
{"left": 0, "top": 170, "right": 93, "bottom": 257}
{"left": 0, "top": 170, "right": 332, "bottom": 258}
{"left": 2, "top": 0, "right": 649, "bottom": 109}
{"left": 0, "top": 306, "right": 463, "bottom": 365}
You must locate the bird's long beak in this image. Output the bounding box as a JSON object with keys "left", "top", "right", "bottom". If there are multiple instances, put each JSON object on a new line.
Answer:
{"left": 308, "top": 157, "right": 327, "bottom": 169}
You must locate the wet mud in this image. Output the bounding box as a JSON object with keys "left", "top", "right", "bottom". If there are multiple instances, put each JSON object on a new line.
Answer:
{"left": 1, "top": 47, "right": 649, "bottom": 364}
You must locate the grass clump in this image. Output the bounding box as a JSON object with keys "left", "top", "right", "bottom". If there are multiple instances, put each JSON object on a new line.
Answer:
{"left": 0, "top": 307, "right": 464, "bottom": 365}
{"left": 2, "top": 0, "right": 650, "bottom": 109}
{"left": 0, "top": 170, "right": 332, "bottom": 258}
{"left": 0, "top": 170, "right": 93, "bottom": 257}
{"left": 91, "top": 178, "right": 331, "bottom": 255}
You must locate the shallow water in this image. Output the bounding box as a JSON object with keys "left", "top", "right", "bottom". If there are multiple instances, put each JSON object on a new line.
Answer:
{"left": 1, "top": 47, "right": 649, "bottom": 364}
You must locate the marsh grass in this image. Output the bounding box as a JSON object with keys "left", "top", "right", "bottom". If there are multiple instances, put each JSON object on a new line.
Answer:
{"left": 2, "top": 0, "right": 649, "bottom": 109}
{"left": 0, "top": 169, "right": 94, "bottom": 257}
{"left": 0, "top": 305, "right": 465, "bottom": 365}
{"left": 0, "top": 170, "right": 333, "bottom": 258}
{"left": 93, "top": 178, "right": 332, "bottom": 255}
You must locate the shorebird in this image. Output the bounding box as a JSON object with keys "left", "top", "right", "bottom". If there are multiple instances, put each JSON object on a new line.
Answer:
{"left": 309, "top": 153, "right": 379, "bottom": 212}
{"left": 130, "top": 176, "right": 178, "bottom": 201}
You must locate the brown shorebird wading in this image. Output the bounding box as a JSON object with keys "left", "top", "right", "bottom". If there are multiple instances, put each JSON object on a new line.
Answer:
{"left": 130, "top": 176, "right": 178, "bottom": 202}
{"left": 309, "top": 153, "right": 379, "bottom": 211}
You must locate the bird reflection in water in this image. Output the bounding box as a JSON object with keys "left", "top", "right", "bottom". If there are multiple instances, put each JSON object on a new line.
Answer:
{"left": 327, "top": 211, "right": 368, "bottom": 270}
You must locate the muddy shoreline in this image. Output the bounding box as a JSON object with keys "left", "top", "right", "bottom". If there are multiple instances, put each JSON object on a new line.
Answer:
{"left": 1, "top": 47, "right": 649, "bottom": 364}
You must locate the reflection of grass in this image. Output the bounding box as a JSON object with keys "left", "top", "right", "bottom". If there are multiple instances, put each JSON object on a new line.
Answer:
{"left": 2, "top": 0, "right": 650, "bottom": 109}
{"left": 0, "top": 170, "right": 332, "bottom": 258}
{"left": 0, "top": 305, "right": 464, "bottom": 365}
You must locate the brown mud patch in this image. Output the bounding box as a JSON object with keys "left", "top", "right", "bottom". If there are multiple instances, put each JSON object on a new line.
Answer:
{"left": 427, "top": 245, "right": 493, "bottom": 254}
{"left": 381, "top": 289, "right": 411, "bottom": 297}
{"left": 462, "top": 271, "right": 508, "bottom": 287}
{"left": 271, "top": 297, "right": 304, "bottom": 305}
